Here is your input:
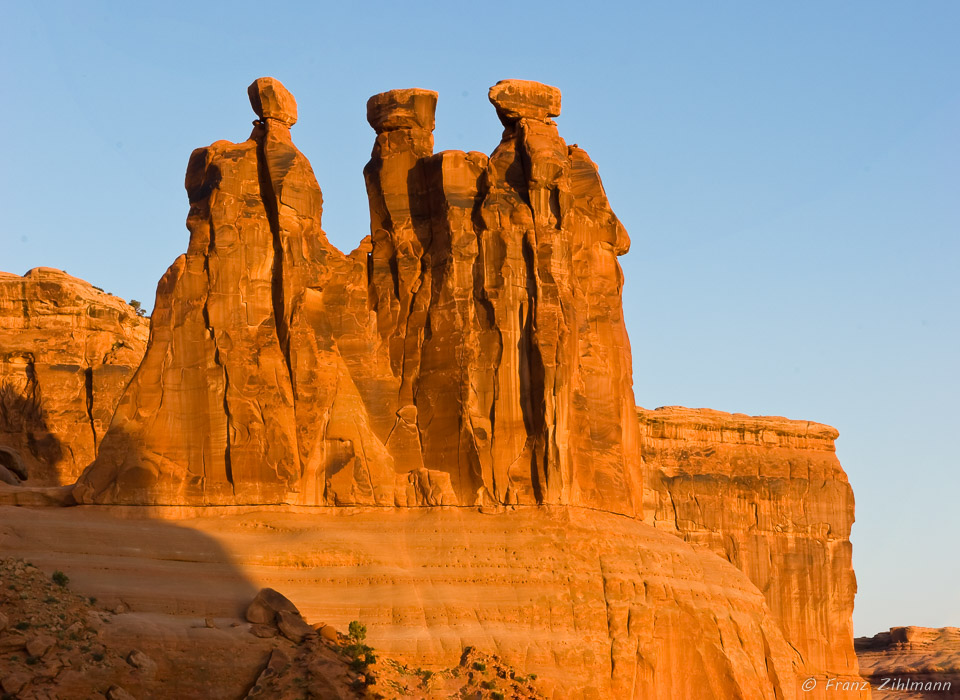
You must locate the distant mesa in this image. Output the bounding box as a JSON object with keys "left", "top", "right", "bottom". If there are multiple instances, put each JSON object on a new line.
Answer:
{"left": 857, "top": 626, "right": 960, "bottom": 696}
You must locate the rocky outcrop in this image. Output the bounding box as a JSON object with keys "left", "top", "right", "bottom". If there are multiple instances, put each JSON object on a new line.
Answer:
{"left": 0, "top": 268, "right": 148, "bottom": 485}
{"left": 639, "top": 406, "right": 867, "bottom": 697}
{"left": 75, "top": 77, "right": 641, "bottom": 513}
{"left": 0, "top": 556, "right": 374, "bottom": 699}
{"left": 857, "top": 627, "right": 960, "bottom": 698}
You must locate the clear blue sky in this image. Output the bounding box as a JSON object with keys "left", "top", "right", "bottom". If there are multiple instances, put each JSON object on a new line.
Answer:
{"left": 2, "top": 2, "right": 957, "bottom": 636}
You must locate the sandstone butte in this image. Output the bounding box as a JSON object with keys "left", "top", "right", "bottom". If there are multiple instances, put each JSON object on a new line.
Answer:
{"left": 0, "top": 77, "right": 873, "bottom": 699}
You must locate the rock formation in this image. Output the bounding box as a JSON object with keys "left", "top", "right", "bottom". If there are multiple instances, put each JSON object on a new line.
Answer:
{"left": 639, "top": 406, "right": 867, "bottom": 696}
{"left": 75, "top": 77, "right": 642, "bottom": 514}
{"left": 1, "top": 504, "right": 808, "bottom": 699}
{"left": 0, "top": 77, "right": 873, "bottom": 698}
{"left": 0, "top": 268, "right": 148, "bottom": 485}
{"left": 857, "top": 627, "right": 960, "bottom": 698}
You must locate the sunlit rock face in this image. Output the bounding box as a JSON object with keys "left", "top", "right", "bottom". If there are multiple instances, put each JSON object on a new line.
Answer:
{"left": 75, "top": 78, "right": 642, "bottom": 514}
{"left": 0, "top": 268, "right": 148, "bottom": 485}
{"left": 60, "top": 78, "right": 870, "bottom": 698}
{"left": 639, "top": 406, "right": 868, "bottom": 698}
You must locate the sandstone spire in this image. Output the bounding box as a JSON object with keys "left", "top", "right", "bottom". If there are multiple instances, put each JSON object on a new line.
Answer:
{"left": 76, "top": 78, "right": 642, "bottom": 514}
{"left": 4, "top": 77, "right": 869, "bottom": 697}
{"left": 74, "top": 78, "right": 393, "bottom": 505}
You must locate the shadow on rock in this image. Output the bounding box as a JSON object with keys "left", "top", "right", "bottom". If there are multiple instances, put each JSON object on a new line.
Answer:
{"left": 0, "top": 425, "right": 302, "bottom": 699}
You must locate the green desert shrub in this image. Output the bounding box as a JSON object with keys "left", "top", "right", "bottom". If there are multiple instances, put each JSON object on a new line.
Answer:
{"left": 343, "top": 620, "right": 376, "bottom": 675}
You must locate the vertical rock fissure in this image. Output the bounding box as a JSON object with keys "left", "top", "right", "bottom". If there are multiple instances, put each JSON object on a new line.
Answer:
{"left": 470, "top": 175, "right": 501, "bottom": 499}
{"left": 255, "top": 126, "right": 295, "bottom": 392}
{"left": 83, "top": 366, "right": 96, "bottom": 450}
{"left": 512, "top": 125, "right": 556, "bottom": 502}
{"left": 519, "top": 226, "right": 547, "bottom": 501}
{"left": 201, "top": 239, "right": 234, "bottom": 489}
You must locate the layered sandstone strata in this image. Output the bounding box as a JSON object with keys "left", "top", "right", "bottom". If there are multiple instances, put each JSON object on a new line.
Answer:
{"left": 75, "top": 78, "right": 641, "bottom": 513}
{"left": 0, "top": 268, "right": 148, "bottom": 485}
{"left": 639, "top": 406, "right": 866, "bottom": 696}
{"left": 0, "top": 504, "right": 807, "bottom": 699}
{"left": 857, "top": 627, "right": 960, "bottom": 698}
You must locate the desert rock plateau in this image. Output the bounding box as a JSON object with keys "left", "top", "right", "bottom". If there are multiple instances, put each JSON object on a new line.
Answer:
{"left": 856, "top": 627, "right": 960, "bottom": 698}
{"left": 0, "top": 77, "right": 883, "bottom": 698}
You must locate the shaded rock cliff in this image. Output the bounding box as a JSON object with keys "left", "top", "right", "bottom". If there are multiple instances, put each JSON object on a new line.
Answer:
{"left": 75, "top": 78, "right": 641, "bottom": 514}
{"left": 639, "top": 406, "right": 867, "bottom": 697}
{"left": 0, "top": 268, "right": 148, "bottom": 485}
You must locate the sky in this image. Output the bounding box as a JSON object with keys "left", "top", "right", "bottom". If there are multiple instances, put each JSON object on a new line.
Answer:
{"left": 2, "top": 2, "right": 957, "bottom": 636}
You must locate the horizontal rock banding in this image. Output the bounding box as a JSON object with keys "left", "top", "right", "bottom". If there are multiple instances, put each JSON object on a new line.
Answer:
{"left": 638, "top": 405, "right": 867, "bottom": 698}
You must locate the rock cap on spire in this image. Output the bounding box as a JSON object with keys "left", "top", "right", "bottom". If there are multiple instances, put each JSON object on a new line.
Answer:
{"left": 366, "top": 88, "right": 438, "bottom": 133}
{"left": 488, "top": 79, "right": 561, "bottom": 125}
{"left": 248, "top": 77, "right": 298, "bottom": 127}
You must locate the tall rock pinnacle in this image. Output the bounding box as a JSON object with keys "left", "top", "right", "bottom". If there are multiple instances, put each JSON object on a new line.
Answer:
{"left": 75, "top": 78, "right": 642, "bottom": 515}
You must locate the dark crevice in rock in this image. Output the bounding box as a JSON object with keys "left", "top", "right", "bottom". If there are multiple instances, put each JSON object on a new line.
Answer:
{"left": 83, "top": 366, "right": 96, "bottom": 451}
{"left": 201, "top": 264, "right": 233, "bottom": 489}
{"left": 254, "top": 125, "right": 295, "bottom": 396}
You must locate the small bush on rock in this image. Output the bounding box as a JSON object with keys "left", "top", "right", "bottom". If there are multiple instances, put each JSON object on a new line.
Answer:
{"left": 343, "top": 620, "right": 376, "bottom": 676}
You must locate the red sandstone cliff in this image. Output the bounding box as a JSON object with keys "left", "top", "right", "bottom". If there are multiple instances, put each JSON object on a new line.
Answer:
{"left": 0, "top": 268, "right": 148, "bottom": 485}
{"left": 639, "top": 405, "right": 867, "bottom": 697}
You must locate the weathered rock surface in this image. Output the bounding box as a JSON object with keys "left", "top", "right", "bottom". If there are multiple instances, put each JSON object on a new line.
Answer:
{"left": 639, "top": 405, "right": 867, "bottom": 697}
{"left": 857, "top": 627, "right": 960, "bottom": 698}
{"left": 0, "top": 555, "right": 364, "bottom": 699}
{"left": 0, "top": 268, "right": 149, "bottom": 485}
{"left": 276, "top": 609, "right": 315, "bottom": 644}
{"left": 1, "top": 504, "right": 809, "bottom": 699}
{"left": 245, "top": 587, "right": 300, "bottom": 625}
{"left": 75, "top": 77, "right": 641, "bottom": 514}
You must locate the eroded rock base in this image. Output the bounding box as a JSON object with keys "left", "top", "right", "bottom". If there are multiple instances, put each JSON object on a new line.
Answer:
{"left": 0, "top": 504, "right": 817, "bottom": 699}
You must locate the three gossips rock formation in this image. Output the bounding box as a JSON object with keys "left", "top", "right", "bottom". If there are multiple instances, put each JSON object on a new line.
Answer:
{"left": 0, "top": 77, "right": 868, "bottom": 698}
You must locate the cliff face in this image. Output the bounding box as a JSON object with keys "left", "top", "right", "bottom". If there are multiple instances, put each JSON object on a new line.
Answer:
{"left": 75, "top": 78, "right": 641, "bottom": 513}
{"left": 0, "top": 268, "right": 149, "bottom": 485}
{"left": 638, "top": 406, "right": 866, "bottom": 696}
